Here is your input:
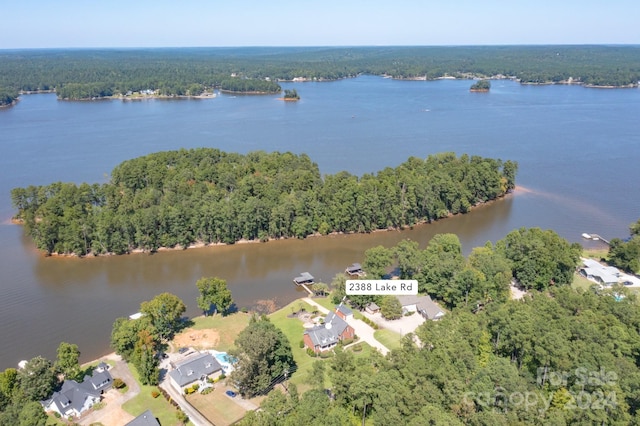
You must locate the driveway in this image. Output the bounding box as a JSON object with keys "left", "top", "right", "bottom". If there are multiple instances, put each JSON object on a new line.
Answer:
{"left": 360, "top": 310, "right": 426, "bottom": 336}
{"left": 79, "top": 354, "right": 139, "bottom": 426}
{"left": 159, "top": 377, "right": 213, "bottom": 426}
{"left": 303, "top": 298, "right": 390, "bottom": 355}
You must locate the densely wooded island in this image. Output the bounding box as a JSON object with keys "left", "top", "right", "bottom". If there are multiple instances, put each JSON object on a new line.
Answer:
{"left": 11, "top": 149, "right": 517, "bottom": 256}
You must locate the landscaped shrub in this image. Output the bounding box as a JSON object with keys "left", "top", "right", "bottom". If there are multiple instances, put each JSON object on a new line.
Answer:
{"left": 113, "top": 378, "right": 125, "bottom": 389}
{"left": 352, "top": 344, "right": 363, "bottom": 352}
{"left": 319, "top": 351, "right": 333, "bottom": 358}
{"left": 185, "top": 387, "right": 195, "bottom": 395}
{"left": 306, "top": 348, "right": 317, "bottom": 357}
{"left": 191, "top": 383, "right": 200, "bottom": 391}
{"left": 339, "top": 337, "right": 354, "bottom": 346}
{"left": 220, "top": 372, "right": 226, "bottom": 379}
{"left": 151, "top": 390, "right": 160, "bottom": 398}
{"left": 201, "top": 387, "right": 214, "bottom": 395}
{"left": 299, "top": 340, "right": 305, "bottom": 348}
{"left": 176, "top": 409, "right": 189, "bottom": 424}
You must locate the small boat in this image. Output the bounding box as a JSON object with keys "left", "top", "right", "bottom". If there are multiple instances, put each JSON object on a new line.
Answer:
{"left": 582, "top": 233, "right": 591, "bottom": 239}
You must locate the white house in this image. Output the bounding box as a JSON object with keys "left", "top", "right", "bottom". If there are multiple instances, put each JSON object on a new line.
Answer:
{"left": 41, "top": 366, "right": 112, "bottom": 418}
{"left": 168, "top": 352, "right": 223, "bottom": 393}
{"left": 397, "top": 295, "right": 445, "bottom": 320}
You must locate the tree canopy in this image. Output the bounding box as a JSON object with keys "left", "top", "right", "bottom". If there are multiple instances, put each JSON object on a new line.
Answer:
{"left": 1, "top": 46, "right": 639, "bottom": 102}
{"left": 12, "top": 149, "right": 516, "bottom": 256}
{"left": 140, "top": 292, "right": 186, "bottom": 341}
{"left": 196, "top": 276, "right": 234, "bottom": 316}
{"left": 230, "top": 315, "right": 295, "bottom": 397}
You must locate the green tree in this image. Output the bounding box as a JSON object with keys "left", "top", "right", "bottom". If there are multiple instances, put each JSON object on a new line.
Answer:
{"left": 140, "top": 292, "right": 186, "bottom": 340}
{"left": 17, "top": 356, "right": 58, "bottom": 402}
{"left": 196, "top": 277, "right": 234, "bottom": 316}
{"left": 312, "top": 282, "right": 329, "bottom": 297}
{"left": 330, "top": 273, "right": 348, "bottom": 304}
{"left": 496, "top": 227, "right": 581, "bottom": 290}
{"left": 363, "top": 245, "right": 393, "bottom": 279}
{"left": 420, "top": 233, "right": 465, "bottom": 302}
{"left": 110, "top": 316, "right": 155, "bottom": 361}
{"left": 379, "top": 296, "right": 403, "bottom": 320}
{"left": 132, "top": 329, "right": 159, "bottom": 385}
{"left": 17, "top": 401, "right": 48, "bottom": 426}
{"left": 230, "top": 316, "right": 295, "bottom": 397}
{"left": 55, "top": 342, "right": 81, "bottom": 381}
{"left": 0, "top": 368, "right": 18, "bottom": 407}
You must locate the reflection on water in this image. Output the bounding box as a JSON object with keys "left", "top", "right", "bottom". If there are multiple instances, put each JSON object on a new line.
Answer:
{"left": 1, "top": 77, "right": 639, "bottom": 369}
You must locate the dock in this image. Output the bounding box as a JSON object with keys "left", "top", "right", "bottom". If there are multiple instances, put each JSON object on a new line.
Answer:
{"left": 582, "top": 233, "right": 610, "bottom": 245}
{"left": 345, "top": 263, "right": 366, "bottom": 277}
{"left": 293, "top": 272, "right": 315, "bottom": 296}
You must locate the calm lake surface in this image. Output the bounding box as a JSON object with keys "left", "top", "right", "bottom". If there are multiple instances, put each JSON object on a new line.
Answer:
{"left": 0, "top": 76, "right": 639, "bottom": 369}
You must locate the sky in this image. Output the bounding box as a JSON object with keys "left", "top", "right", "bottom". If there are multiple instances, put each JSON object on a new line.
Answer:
{"left": 2, "top": 0, "right": 639, "bottom": 49}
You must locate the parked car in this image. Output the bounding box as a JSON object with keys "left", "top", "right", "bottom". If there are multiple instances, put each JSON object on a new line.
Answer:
{"left": 225, "top": 390, "right": 237, "bottom": 398}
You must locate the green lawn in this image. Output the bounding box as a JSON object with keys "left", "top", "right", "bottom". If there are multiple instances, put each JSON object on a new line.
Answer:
{"left": 373, "top": 329, "right": 402, "bottom": 350}
{"left": 572, "top": 272, "right": 597, "bottom": 291}
{"left": 187, "top": 388, "right": 247, "bottom": 426}
{"left": 268, "top": 299, "right": 317, "bottom": 387}
{"left": 583, "top": 248, "right": 609, "bottom": 261}
{"left": 122, "top": 365, "right": 187, "bottom": 426}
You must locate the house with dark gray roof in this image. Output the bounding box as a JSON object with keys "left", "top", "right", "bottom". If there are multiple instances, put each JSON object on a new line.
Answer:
{"left": 41, "top": 366, "right": 112, "bottom": 418}
{"left": 397, "top": 294, "right": 445, "bottom": 320}
{"left": 168, "top": 352, "right": 223, "bottom": 393}
{"left": 303, "top": 307, "right": 355, "bottom": 353}
{"left": 125, "top": 409, "right": 161, "bottom": 426}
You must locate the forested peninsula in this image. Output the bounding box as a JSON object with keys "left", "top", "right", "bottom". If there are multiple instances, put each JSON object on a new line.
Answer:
{"left": 1, "top": 45, "right": 639, "bottom": 103}
{"left": 11, "top": 149, "right": 517, "bottom": 257}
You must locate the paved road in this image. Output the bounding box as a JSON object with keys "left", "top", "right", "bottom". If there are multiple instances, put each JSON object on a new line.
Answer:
{"left": 302, "top": 298, "right": 389, "bottom": 355}
{"left": 159, "top": 380, "right": 213, "bottom": 426}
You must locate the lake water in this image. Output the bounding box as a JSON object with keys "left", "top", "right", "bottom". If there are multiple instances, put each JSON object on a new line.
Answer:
{"left": 0, "top": 76, "right": 639, "bottom": 369}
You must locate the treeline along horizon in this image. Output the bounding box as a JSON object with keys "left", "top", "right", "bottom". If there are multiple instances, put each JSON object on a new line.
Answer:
{"left": 11, "top": 149, "right": 517, "bottom": 256}
{"left": 1, "top": 45, "right": 639, "bottom": 104}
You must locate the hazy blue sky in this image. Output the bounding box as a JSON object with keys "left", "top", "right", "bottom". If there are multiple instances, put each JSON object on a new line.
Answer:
{"left": 3, "top": 0, "right": 639, "bottom": 48}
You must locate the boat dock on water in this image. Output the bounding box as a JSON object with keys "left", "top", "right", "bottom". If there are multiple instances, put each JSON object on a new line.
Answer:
{"left": 582, "top": 233, "right": 610, "bottom": 245}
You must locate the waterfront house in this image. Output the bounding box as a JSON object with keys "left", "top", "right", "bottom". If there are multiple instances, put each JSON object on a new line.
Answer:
{"left": 41, "top": 367, "right": 112, "bottom": 418}
{"left": 397, "top": 295, "right": 445, "bottom": 320}
{"left": 304, "top": 307, "right": 355, "bottom": 353}
{"left": 168, "top": 352, "right": 223, "bottom": 393}
{"left": 580, "top": 258, "right": 622, "bottom": 286}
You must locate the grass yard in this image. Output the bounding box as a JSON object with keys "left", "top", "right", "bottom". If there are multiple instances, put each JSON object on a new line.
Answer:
{"left": 373, "top": 329, "right": 402, "bottom": 350}
{"left": 122, "top": 365, "right": 186, "bottom": 426}
{"left": 187, "top": 388, "right": 248, "bottom": 426}
{"left": 268, "top": 299, "right": 317, "bottom": 387}
{"left": 572, "top": 272, "right": 597, "bottom": 291}
{"left": 583, "top": 248, "right": 609, "bottom": 261}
